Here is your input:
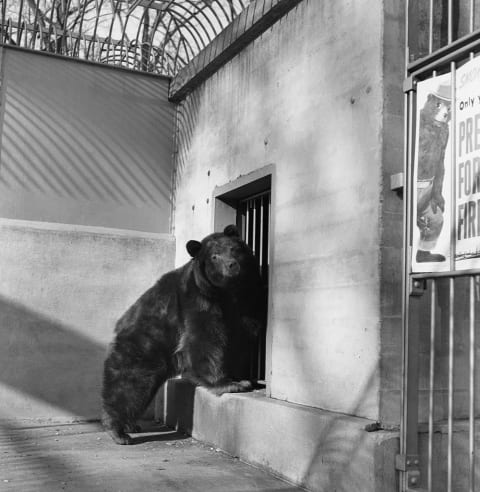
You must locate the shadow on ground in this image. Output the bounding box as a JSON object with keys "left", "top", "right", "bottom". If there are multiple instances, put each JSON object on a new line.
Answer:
{"left": 0, "top": 421, "right": 302, "bottom": 492}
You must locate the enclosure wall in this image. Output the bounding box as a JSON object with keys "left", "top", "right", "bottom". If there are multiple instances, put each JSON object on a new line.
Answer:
{"left": 0, "top": 220, "right": 175, "bottom": 420}
{"left": 173, "top": 0, "right": 388, "bottom": 419}
{"left": 0, "top": 47, "right": 177, "bottom": 420}
{"left": 0, "top": 47, "right": 174, "bottom": 233}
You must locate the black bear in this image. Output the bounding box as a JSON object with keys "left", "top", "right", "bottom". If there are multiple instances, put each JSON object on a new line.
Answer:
{"left": 101, "top": 225, "right": 264, "bottom": 444}
{"left": 416, "top": 82, "right": 451, "bottom": 263}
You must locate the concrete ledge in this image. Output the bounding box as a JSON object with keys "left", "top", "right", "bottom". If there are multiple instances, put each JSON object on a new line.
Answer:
{"left": 0, "top": 217, "right": 173, "bottom": 241}
{"left": 156, "top": 379, "right": 399, "bottom": 491}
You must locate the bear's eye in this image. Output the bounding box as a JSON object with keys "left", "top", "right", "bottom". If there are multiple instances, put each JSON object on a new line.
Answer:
{"left": 211, "top": 254, "right": 218, "bottom": 261}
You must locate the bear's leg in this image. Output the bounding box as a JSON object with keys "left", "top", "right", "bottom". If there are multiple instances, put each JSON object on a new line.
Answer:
{"left": 101, "top": 409, "right": 133, "bottom": 445}
{"left": 102, "top": 362, "right": 168, "bottom": 445}
{"left": 185, "top": 345, "right": 253, "bottom": 396}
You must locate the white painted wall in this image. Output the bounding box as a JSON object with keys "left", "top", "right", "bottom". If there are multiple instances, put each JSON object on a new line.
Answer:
{"left": 173, "top": 1, "right": 384, "bottom": 419}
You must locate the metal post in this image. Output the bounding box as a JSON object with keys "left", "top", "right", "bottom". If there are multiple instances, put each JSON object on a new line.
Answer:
{"left": 447, "top": 277, "right": 455, "bottom": 492}
{"left": 427, "top": 279, "right": 436, "bottom": 492}
{"left": 429, "top": 0, "right": 434, "bottom": 54}
{"left": 469, "top": 276, "right": 476, "bottom": 492}
{"left": 398, "top": 69, "right": 422, "bottom": 491}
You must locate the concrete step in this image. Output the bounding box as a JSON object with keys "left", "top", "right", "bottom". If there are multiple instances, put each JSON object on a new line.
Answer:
{"left": 156, "top": 380, "right": 400, "bottom": 492}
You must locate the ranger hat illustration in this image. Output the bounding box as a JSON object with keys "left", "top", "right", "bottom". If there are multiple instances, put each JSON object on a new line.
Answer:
{"left": 432, "top": 81, "right": 451, "bottom": 101}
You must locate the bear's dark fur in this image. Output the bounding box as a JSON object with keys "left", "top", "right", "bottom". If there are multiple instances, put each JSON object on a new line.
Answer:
{"left": 101, "top": 225, "right": 264, "bottom": 444}
{"left": 417, "top": 92, "right": 451, "bottom": 214}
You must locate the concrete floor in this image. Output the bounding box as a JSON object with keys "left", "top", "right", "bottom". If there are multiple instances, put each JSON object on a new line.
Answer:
{"left": 0, "top": 420, "right": 303, "bottom": 492}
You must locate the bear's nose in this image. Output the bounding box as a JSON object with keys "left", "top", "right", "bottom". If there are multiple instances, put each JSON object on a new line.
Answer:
{"left": 227, "top": 260, "right": 240, "bottom": 274}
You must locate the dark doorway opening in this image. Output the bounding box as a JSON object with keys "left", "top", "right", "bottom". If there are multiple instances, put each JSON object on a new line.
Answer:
{"left": 213, "top": 170, "right": 272, "bottom": 384}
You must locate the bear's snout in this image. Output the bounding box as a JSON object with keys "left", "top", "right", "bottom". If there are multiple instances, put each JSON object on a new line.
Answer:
{"left": 226, "top": 259, "right": 240, "bottom": 275}
{"left": 435, "top": 109, "right": 449, "bottom": 123}
{"left": 211, "top": 253, "right": 240, "bottom": 276}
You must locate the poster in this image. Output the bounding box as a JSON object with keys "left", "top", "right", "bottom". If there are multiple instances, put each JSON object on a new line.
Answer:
{"left": 412, "top": 56, "right": 480, "bottom": 273}
{"left": 454, "top": 56, "right": 480, "bottom": 269}
{"left": 412, "top": 72, "right": 452, "bottom": 273}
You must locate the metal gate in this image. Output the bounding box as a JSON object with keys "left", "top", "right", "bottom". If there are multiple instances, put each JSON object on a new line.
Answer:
{"left": 237, "top": 190, "right": 271, "bottom": 383}
{"left": 400, "top": 2, "right": 480, "bottom": 491}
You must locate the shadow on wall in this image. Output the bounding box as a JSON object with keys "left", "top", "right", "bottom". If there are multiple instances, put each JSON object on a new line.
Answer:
{"left": 301, "top": 369, "right": 398, "bottom": 491}
{"left": 0, "top": 295, "right": 106, "bottom": 419}
{"left": 172, "top": 87, "right": 202, "bottom": 201}
{"left": 0, "top": 50, "right": 173, "bottom": 207}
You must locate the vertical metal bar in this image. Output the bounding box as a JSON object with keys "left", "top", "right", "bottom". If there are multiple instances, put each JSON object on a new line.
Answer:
{"left": 47, "top": 0, "right": 56, "bottom": 37}
{"left": 448, "top": 0, "right": 453, "bottom": 44}
{"left": 245, "top": 201, "right": 250, "bottom": 246}
{"left": 470, "top": 0, "right": 475, "bottom": 33}
{"left": 429, "top": 0, "right": 434, "bottom": 54}
{"left": 0, "top": 0, "right": 5, "bottom": 42}
{"left": 407, "top": 0, "right": 418, "bottom": 62}
{"left": 400, "top": 83, "right": 420, "bottom": 492}
{"left": 447, "top": 277, "right": 455, "bottom": 492}
{"left": 259, "top": 197, "right": 264, "bottom": 270}
{"left": 255, "top": 198, "right": 261, "bottom": 261}
{"left": 262, "top": 194, "right": 269, "bottom": 281}
{"left": 428, "top": 279, "right": 436, "bottom": 492}
{"left": 251, "top": 199, "right": 256, "bottom": 256}
{"left": 267, "top": 195, "right": 271, "bottom": 266}
{"left": 30, "top": 0, "right": 41, "bottom": 50}
{"left": 16, "top": 0, "right": 24, "bottom": 45}
{"left": 469, "top": 275, "right": 476, "bottom": 492}
{"left": 74, "top": 0, "right": 88, "bottom": 57}
{"left": 241, "top": 204, "right": 246, "bottom": 239}
{"left": 61, "top": 0, "right": 73, "bottom": 55}
{"left": 450, "top": 62, "right": 457, "bottom": 272}
{"left": 87, "top": 0, "right": 104, "bottom": 60}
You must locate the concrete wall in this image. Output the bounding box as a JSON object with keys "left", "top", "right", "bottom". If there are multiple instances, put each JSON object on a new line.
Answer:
{"left": 0, "top": 219, "right": 175, "bottom": 421}
{"left": 379, "top": 0, "right": 406, "bottom": 424}
{"left": 0, "top": 49, "right": 178, "bottom": 420}
{"left": 0, "top": 47, "right": 175, "bottom": 233}
{"left": 173, "top": 1, "right": 389, "bottom": 420}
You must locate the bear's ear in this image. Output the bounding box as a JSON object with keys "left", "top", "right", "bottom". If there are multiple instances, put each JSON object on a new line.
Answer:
{"left": 186, "top": 240, "right": 202, "bottom": 258}
{"left": 223, "top": 224, "right": 240, "bottom": 237}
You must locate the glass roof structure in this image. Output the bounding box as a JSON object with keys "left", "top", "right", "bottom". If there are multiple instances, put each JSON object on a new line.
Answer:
{"left": 0, "top": 0, "right": 251, "bottom": 76}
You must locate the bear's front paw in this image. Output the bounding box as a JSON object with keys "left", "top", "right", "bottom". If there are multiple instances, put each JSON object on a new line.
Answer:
{"left": 208, "top": 379, "right": 253, "bottom": 395}
{"left": 431, "top": 195, "right": 445, "bottom": 213}
{"left": 234, "top": 380, "right": 253, "bottom": 392}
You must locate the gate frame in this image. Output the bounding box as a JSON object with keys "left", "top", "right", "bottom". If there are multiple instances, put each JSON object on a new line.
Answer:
{"left": 399, "top": 1, "right": 480, "bottom": 491}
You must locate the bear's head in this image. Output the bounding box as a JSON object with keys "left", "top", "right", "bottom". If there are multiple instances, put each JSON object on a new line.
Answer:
{"left": 186, "top": 225, "right": 257, "bottom": 289}
{"left": 422, "top": 93, "right": 451, "bottom": 125}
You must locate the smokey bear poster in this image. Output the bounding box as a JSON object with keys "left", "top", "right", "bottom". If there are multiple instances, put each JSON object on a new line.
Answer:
{"left": 412, "top": 56, "right": 480, "bottom": 273}
{"left": 412, "top": 72, "right": 452, "bottom": 273}
{"left": 454, "top": 56, "right": 480, "bottom": 270}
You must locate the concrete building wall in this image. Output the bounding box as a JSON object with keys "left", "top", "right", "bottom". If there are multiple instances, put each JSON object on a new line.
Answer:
{"left": 0, "top": 219, "right": 175, "bottom": 420}
{"left": 379, "top": 0, "right": 406, "bottom": 425}
{"left": 173, "top": 1, "right": 387, "bottom": 420}
{"left": 0, "top": 47, "right": 175, "bottom": 233}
